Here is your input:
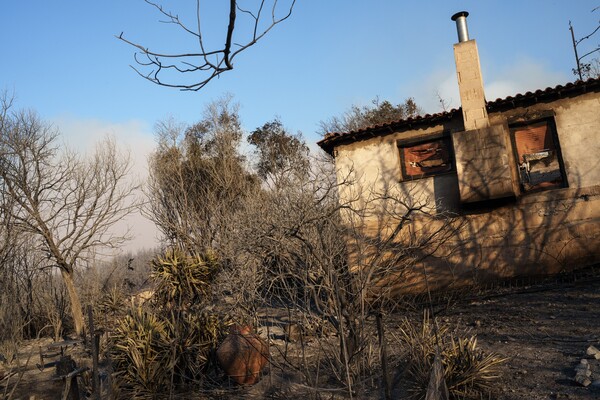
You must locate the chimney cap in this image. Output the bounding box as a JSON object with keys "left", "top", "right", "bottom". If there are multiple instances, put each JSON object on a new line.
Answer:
{"left": 451, "top": 11, "right": 469, "bottom": 21}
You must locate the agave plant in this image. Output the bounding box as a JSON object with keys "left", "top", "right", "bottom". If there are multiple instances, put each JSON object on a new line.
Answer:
{"left": 397, "top": 312, "right": 507, "bottom": 399}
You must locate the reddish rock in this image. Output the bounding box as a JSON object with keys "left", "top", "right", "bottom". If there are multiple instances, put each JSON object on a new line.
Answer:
{"left": 216, "top": 326, "right": 269, "bottom": 385}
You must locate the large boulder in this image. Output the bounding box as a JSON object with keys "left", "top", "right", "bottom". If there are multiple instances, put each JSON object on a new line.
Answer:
{"left": 216, "top": 325, "right": 269, "bottom": 385}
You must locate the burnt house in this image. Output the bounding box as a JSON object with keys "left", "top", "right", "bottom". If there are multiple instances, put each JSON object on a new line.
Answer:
{"left": 317, "top": 12, "right": 600, "bottom": 293}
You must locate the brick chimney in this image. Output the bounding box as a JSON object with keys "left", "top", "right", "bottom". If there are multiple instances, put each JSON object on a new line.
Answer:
{"left": 451, "top": 11, "right": 490, "bottom": 131}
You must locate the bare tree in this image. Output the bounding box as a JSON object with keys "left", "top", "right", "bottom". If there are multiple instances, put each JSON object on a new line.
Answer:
{"left": 0, "top": 97, "right": 139, "bottom": 336}
{"left": 118, "top": 0, "right": 296, "bottom": 91}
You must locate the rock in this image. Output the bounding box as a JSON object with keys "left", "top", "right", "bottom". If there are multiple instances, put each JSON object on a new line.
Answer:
{"left": 574, "top": 358, "right": 593, "bottom": 386}
{"left": 284, "top": 323, "right": 303, "bottom": 343}
{"left": 592, "top": 379, "right": 600, "bottom": 388}
{"left": 515, "top": 369, "right": 528, "bottom": 375}
{"left": 586, "top": 345, "right": 600, "bottom": 359}
{"left": 574, "top": 360, "right": 592, "bottom": 376}
{"left": 575, "top": 365, "right": 590, "bottom": 374}
{"left": 574, "top": 358, "right": 593, "bottom": 387}
{"left": 216, "top": 326, "right": 269, "bottom": 385}
{"left": 574, "top": 373, "right": 592, "bottom": 387}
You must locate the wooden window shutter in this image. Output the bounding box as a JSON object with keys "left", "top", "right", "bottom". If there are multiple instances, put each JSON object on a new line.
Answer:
{"left": 513, "top": 121, "right": 563, "bottom": 191}
{"left": 401, "top": 138, "right": 453, "bottom": 178}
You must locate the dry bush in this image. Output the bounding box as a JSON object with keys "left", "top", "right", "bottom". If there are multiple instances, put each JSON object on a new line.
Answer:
{"left": 111, "top": 307, "right": 226, "bottom": 396}
{"left": 73, "top": 250, "right": 157, "bottom": 334}
{"left": 0, "top": 235, "right": 73, "bottom": 344}
{"left": 146, "top": 97, "right": 258, "bottom": 254}
{"left": 230, "top": 160, "right": 462, "bottom": 391}
{"left": 141, "top": 103, "right": 471, "bottom": 397}
{"left": 396, "top": 312, "right": 506, "bottom": 399}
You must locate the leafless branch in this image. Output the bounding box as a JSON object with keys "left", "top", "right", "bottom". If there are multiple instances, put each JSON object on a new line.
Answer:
{"left": 118, "top": 0, "right": 296, "bottom": 91}
{"left": 579, "top": 46, "right": 600, "bottom": 61}
{"left": 575, "top": 22, "right": 600, "bottom": 46}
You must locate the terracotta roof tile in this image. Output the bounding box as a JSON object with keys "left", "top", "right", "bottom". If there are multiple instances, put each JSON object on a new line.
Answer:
{"left": 317, "top": 77, "right": 600, "bottom": 155}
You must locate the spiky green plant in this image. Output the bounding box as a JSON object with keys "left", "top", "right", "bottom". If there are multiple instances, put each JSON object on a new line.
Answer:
{"left": 443, "top": 336, "right": 506, "bottom": 397}
{"left": 99, "top": 285, "right": 126, "bottom": 316}
{"left": 110, "top": 249, "right": 229, "bottom": 398}
{"left": 111, "top": 307, "right": 171, "bottom": 396}
{"left": 397, "top": 313, "right": 507, "bottom": 399}
{"left": 151, "top": 249, "right": 220, "bottom": 309}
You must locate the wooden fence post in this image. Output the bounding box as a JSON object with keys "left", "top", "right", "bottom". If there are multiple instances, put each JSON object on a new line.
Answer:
{"left": 376, "top": 312, "right": 391, "bottom": 400}
{"left": 87, "top": 306, "right": 100, "bottom": 400}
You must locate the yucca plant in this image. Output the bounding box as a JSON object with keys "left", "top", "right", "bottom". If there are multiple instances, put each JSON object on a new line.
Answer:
{"left": 110, "top": 249, "right": 229, "bottom": 398}
{"left": 99, "top": 285, "right": 126, "bottom": 316}
{"left": 443, "top": 336, "right": 506, "bottom": 397}
{"left": 167, "top": 311, "right": 228, "bottom": 382}
{"left": 397, "top": 312, "right": 507, "bottom": 399}
{"left": 111, "top": 307, "right": 171, "bottom": 396}
{"left": 151, "top": 249, "right": 220, "bottom": 309}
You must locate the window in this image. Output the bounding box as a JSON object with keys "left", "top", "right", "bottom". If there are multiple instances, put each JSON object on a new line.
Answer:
{"left": 510, "top": 119, "right": 566, "bottom": 192}
{"left": 399, "top": 137, "right": 454, "bottom": 179}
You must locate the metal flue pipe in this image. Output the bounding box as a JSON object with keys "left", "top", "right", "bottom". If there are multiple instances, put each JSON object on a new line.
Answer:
{"left": 451, "top": 11, "right": 470, "bottom": 43}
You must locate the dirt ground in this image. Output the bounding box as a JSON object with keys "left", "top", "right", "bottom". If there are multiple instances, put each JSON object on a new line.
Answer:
{"left": 430, "top": 275, "right": 600, "bottom": 399}
{"left": 0, "top": 337, "right": 94, "bottom": 400}
{"left": 2, "top": 275, "right": 599, "bottom": 399}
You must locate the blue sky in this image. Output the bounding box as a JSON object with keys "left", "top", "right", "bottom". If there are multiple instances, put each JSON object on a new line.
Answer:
{"left": 2, "top": 1, "right": 598, "bottom": 250}
{"left": 3, "top": 1, "right": 599, "bottom": 141}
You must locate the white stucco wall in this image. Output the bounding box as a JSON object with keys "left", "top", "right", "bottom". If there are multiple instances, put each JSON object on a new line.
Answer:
{"left": 330, "top": 90, "right": 600, "bottom": 292}
{"left": 553, "top": 92, "right": 600, "bottom": 188}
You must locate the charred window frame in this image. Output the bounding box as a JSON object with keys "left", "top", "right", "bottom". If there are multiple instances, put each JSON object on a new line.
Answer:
{"left": 509, "top": 117, "right": 567, "bottom": 193}
{"left": 398, "top": 133, "right": 455, "bottom": 180}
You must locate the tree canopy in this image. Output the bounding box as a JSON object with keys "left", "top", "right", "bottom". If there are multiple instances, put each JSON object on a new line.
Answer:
{"left": 318, "top": 97, "right": 421, "bottom": 135}
{"left": 248, "top": 119, "right": 309, "bottom": 181}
